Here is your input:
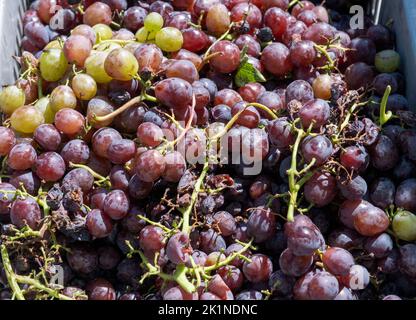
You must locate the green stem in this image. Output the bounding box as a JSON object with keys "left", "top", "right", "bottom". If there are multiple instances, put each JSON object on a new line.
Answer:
{"left": 1, "top": 245, "right": 25, "bottom": 300}
{"left": 14, "top": 275, "right": 73, "bottom": 300}
{"left": 379, "top": 85, "right": 392, "bottom": 128}
{"left": 94, "top": 96, "right": 143, "bottom": 124}
{"left": 173, "top": 264, "right": 196, "bottom": 294}
{"left": 181, "top": 160, "right": 210, "bottom": 235}
{"left": 69, "top": 162, "right": 110, "bottom": 187}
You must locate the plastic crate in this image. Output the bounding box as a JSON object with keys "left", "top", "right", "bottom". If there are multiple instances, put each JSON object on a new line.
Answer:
{"left": 0, "top": 0, "right": 415, "bottom": 107}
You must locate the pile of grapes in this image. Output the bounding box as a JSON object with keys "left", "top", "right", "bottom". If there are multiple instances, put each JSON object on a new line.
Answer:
{"left": 0, "top": 0, "right": 415, "bottom": 301}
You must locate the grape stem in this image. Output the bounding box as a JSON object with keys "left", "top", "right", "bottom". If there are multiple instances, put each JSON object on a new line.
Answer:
{"left": 69, "top": 162, "right": 111, "bottom": 188}
{"left": 1, "top": 244, "right": 73, "bottom": 300}
{"left": 201, "top": 23, "right": 235, "bottom": 69}
{"left": 93, "top": 93, "right": 156, "bottom": 124}
{"left": 286, "top": 123, "right": 316, "bottom": 222}
{"left": 379, "top": 85, "right": 393, "bottom": 128}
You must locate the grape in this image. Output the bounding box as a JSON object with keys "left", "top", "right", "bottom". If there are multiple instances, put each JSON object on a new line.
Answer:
{"left": 312, "top": 74, "right": 332, "bottom": 100}
{"left": 61, "top": 139, "right": 90, "bottom": 165}
{"left": 98, "top": 246, "right": 121, "bottom": 271}
{"left": 212, "top": 211, "right": 236, "bottom": 237}
{"left": 155, "top": 27, "right": 183, "bottom": 52}
{"left": 243, "top": 254, "right": 273, "bottom": 283}
{"left": 383, "top": 295, "right": 402, "bottom": 300}
{"left": 369, "top": 177, "right": 395, "bottom": 209}
{"left": 231, "top": 102, "right": 260, "bottom": 129}
{"left": 307, "top": 271, "right": 339, "bottom": 300}
{"left": 340, "top": 145, "right": 369, "bottom": 172}
{"left": 92, "top": 128, "right": 123, "bottom": 159}
{"left": 39, "top": 48, "right": 68, "bottom": 82}
{"left": 85, "top": 52, "right": 113, "bottom": 84}
{"left": 261, "top": 43, "right": 293, "bottom": 77}
{"left": 166, "top": 59, "right": 199, "bottom": 84}
{"left": 163, "top": 286, "right": 198, "bottom": 300}
{"left": 303, "top": 22, "right": 336, "bottom": 45}
{"left": 304, "top": 171, "right": 337, "bottom": 207}
{"left": 399, "top": 244, "right": 416, "bottom": 278}
{"left": 134, "top": 44, "right": 163, "bottom": 75}
{"left": 282, "top": 20, "right": 307, "bottom": 46}
{"left": 8, "top": 143, "right": 37, "bottom": 171}
{"left": 72, "top": 24, "right": 97, "bottom": 45}
{"left": 286, "top": 223, "right": 323, "bottom": 257}
{"left": 123, "top": 6, "right": 147, "bottom": 32}
{"left": 86, "top": 209, "right": 114, "bottom": 238}
{"left": 139, "top": 225, "right": 165, "bottom": 252}
{"left": 279, "top": 248, "right": 313, "bottom": 277}
{"left": 129, "top": 175, "right": 153, "bottom": 199}
{"left": 10, "top": 171, "right": 40, "bottom": 196}
{"left": 345, "top": 62, "right": 374, "bottom": 90}
{"left": 107, "top": 139, "right": 136, "bottom": 165}
{"left": 301, "top": 135, "right": 333, "bottom": 166}
{"left": 64, "top": 35, "right": 92, "bottom": 67}
{"left": 209, "top": 40, "right": 241, "bottom": 74}
{"left": 10, "top": 197, "right": 42, "bottom": 230}
{"left": 369, "top": 135, "right": 399, "bottom": 171}
{"left": 109, "top": 166, "right": 130, "bottom": 191}
{"left": 50, "top": 85, "right": 77, "bottom": 112}
{"left": 235, "top": 290, "right": 263, "bottom": 300}
{"left": 83, "top": 2, "right": 112, "bottom": 26}
{"left": 214, "top": 89, "right": 242, "bottom": 107}
{"left": 375, "top": 50, "right": 400, "bottom": 73}
{"left": 11, "top": 106, "right": 44, "bottom": 134}
{"left": 264, "top": 7, "right": 288, "bottom": 40}
{"left": 104, "top": 49, "right": 139, "bottom": 81}
{"left": 353, "top": 205, "right": 390, "bottom": 237}
{"left": 163, "top": 152, "right": 187, "bottom": 183}
{"left": 72, "top": 74, "right": 97, "bottom": 101}
{"left": 257, "top": 91, "right": 284, "bottom": 118}
{"left": 322, "top": 247, "right": 355, "bottom": 276}
{"left": 87, "top": 97, "right": 116, "bottom": 128}
{"left": 231, "top": 3, "right": 262, "bottom": 31}
{"left": 290, "top": 40, "right": 316, "bottom": 67}
{"left": 34, "top": 124, "right": 61, "bottom": 152}
{"left": 337, "top": 174, "right": 367, "bottom": 200}
{"left": 392, "top": 210, "right": 416, "bottom": 242}
{"left": 199, "top": 229, "right": 226, "bottom": 254}
{"left": 63, "top": 168, "right": 94, "bottom": 193}
{"left": 166, "top": 232, "right": 191, "bottom": 264}
{"left": 328, "top": 228, "right": 363, "bottom": 250}
{"left": 155, "top": 77, "right": 193, "bottom": 109}
{"left": 144, "top": 12, "right": 164, "bottom": 32}
{"left": 395, "top": 179, "right": 416, "bottom": 212}
{"left": 205, "top": 251, "right": 226, "bottom": 267}
{"left": 0, "top": 86, "right": 26, "bottom": 115}
{"left": 55, "top": 108, "right": 85, "bottom": 136}
{"left": 86, "top": 279, "right": 116, "bottom": 301}
{"left": 134, "top": 150, "right": 166, "bottom": 183}
{"left": 286, "top": 80, "right": 312, "bottom": 105}
{"left": 238, "top": 83, "right": 265, "bottom": 103}
{"left": 293, "top": 272, "right": 316, "bottom": 300}
{"left": 35, "top": 152, "right": 66, "bottom": 182}
{"left": 182, "top": 28, "right": 209, "bottom": 53}
{"left": 268, "top": 118, "right": 295, "bottom": 149}
{"left": 0, "top": 183, "right": 16, "bottom": 215}
{"left": 217, "top": 266, "right": 243, "bottom": 292}
{"left": 24, "top": 21, "right": 49, "bottom": 49}
{"left": 103, "top": 190, "right": 130, "bottom": 220}
{"left": 299, "top": 99, "right": 330, "bottom": 130}
{"left": 247, "top": 208, "right": 276, "bottom": 243}
{"left": 348, "top": 37, "right": 376, "bottom": 65}
{"left": 364, "top": 233, "right": 393, "bottom": 259}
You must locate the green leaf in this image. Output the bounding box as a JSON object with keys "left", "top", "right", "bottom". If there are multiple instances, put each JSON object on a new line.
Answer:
{"left": 235, "top": 60, "right": 266, "bottom": 88}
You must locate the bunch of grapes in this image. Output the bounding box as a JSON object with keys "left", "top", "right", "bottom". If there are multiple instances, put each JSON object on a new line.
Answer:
{"left": 0, "top": 0, "right": 414, "bottom": 301}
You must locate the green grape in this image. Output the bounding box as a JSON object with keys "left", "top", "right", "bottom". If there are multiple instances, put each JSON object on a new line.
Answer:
{"left": 155, "top": 27, "right": 183, "bottom": 52}
{"left": 35, "top": 97, "right": 55, "bottom": 124}
{"left": 49, "top": 85, "right": 77, "bottom": 112}
{"left": 136, "top": 27, "right": 157, "bottom": 43}
{"left": 45, "top": 40, "right": 62, "bottom": 49}
{"left": 375, "top": 50, "right": 400, "bottom": 73}
{"left": 93, "top": 24, "right": 113, "bottom": 42}
{"left": 95, "top": 42, "right": 122, "bottom": 52}
{"left": 72, "top": 74, "right": 98, "bottom": 100}
{"left": 85, "top": 51, "right": 113, "bottom": 83}
{"left": 144, "top": 13, "right": 164, "bottom": 32}
{"left": 393, "top": 210, "right": 416, "bottom": 241}
{"left": 0, "top": 85, "right": 26, "bottom": 115}
{"left": 11, "top": 106, "right": 44, "bottom": 134}
{"left": 104, "top": 48, "right": 139, "bottom": 81}
{"left": 39, "top": 48, "right": 68, "bottom": 82}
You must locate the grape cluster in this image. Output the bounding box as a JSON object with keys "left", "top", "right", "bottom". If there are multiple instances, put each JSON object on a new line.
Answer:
{"left": 0, "top": 0, "right": 414, "bottom": 301}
